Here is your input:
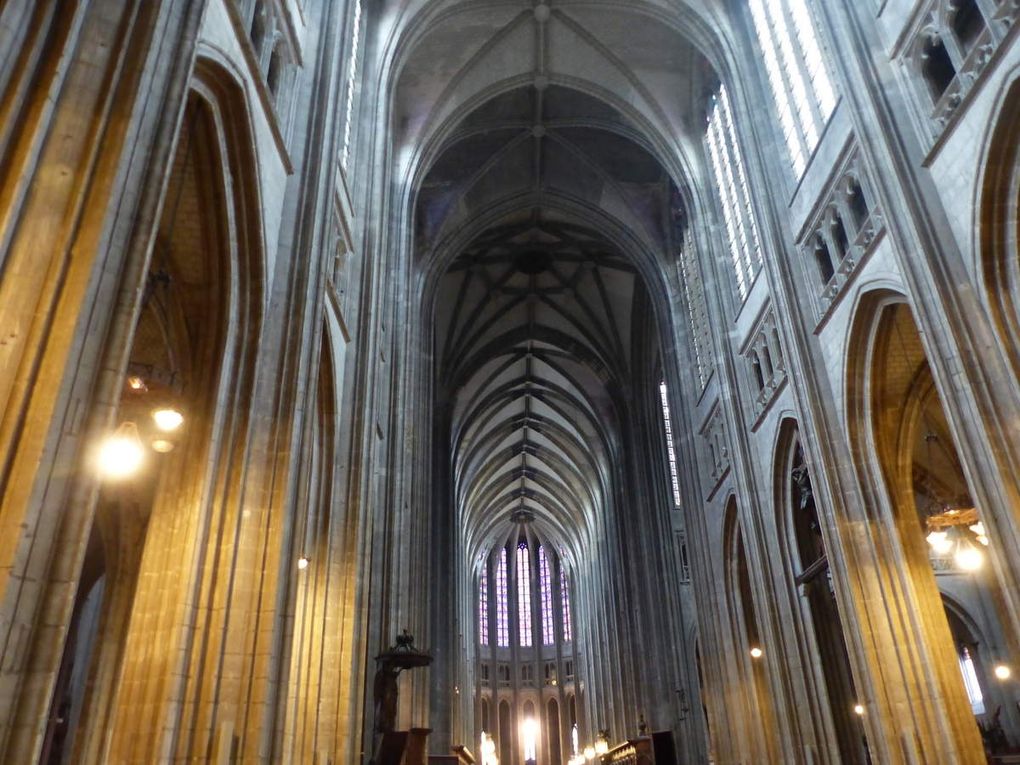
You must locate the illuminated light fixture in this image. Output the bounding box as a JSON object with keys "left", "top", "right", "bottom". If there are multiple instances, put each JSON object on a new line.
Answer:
{"left": 994, "top": 664, "right": 1011, "bottom": 681}
{"left": 749, "top": 646, "right": 763, "bottom": 659}
{"left": 152, "top": 407, "right": 184, "bottom": 433}
{"left": 127, "top": 375, "right": 147, "bottom": 391}
{"left": 521, "top": 717, "right": 539, "bottom": 761}
{"left": 97, "top": 422, "right": 145, "bottom": 479}
{"left": 925, "top": 530, "right": 953, "bottom": 555}
{"left": 969, "top": 523, "right": 990, "bottom": 546}
{"left": 583, "top": 745, "right": 596, "bottom": 760}
{"left": 297, "top": 556, "right": 310, "bottom": 571}
{"left": 151, "top": 439, "right": 175, "bottom": 454}
{"left": 853, "top": 703, "right": 865, "bottom": 716}
{"left": 954, "top": 539, "right": 984, "bottom": 572}
{"left": 480, "top": 731, "right": 498, "bottom": 765}
{"left": 595, "top": 729, "right": 610, "bottom": 755}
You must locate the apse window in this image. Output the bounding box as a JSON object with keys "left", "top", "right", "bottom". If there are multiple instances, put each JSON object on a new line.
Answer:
{"left": 706, "top": 85, "right": 763, "bottom": 300}
{"left": 495, "top": 548, "right": 510, "bottom": 647}
{"left": 539, "top": 546, "right": 555, "bottom": 645}
{"left": 659, "top": 382, "right": 682, "bottom": 508}
{"left": 748, "top": 0, "right": 836, "bottom": 176}
{"left": 479, "top": 565, "right": 489, "bottom": 646}
{"left": 517, "top": 543, "right": 533, "bottom": 647}
{"left": 560, "top": 566, "right": 573, "bottom": 642}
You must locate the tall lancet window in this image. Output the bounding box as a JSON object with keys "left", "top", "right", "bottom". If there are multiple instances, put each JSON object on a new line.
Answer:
{"left": 659, "top": 381, "right": 682, "bottom": 508}
{"left": 341, "top": 0, "right": 363, "bottom": 170}
{"left": 479, "top": 566, "right": 489, "bottom": 646}
{"left": 560, "top": 566, "right": 573, "bottom": 642}
{"left": 517, "top": 543, "right": 533, "bottom": 647}
{"left": 679, "top": 227, "right": 712, "bottom": 389}
{"left": 495, "top": 548, "right": 509, "bottom": 647}
{"left": 748, "top": 0, "right": 836, "bottom": 176}
{"left": 706, "top": 85, "right": 763, "bottom": 300}
{"left": 539, "top": 546, "right": 554, "bottom": 645}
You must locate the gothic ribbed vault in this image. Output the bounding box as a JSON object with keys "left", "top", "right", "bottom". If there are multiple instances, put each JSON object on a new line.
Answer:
{"left": 395, "top": 1, "right": 717, "bottom": 567}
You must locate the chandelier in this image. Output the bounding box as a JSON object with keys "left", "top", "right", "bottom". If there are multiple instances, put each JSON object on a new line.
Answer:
{"left": 924, "top": 506, "right": 988, "bottom": 571}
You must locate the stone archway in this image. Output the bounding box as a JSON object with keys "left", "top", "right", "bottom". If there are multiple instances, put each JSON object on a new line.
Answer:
{"left": 722, "top": 500, "right": 779, "bottom": 763}
{"left": 845, "top": 293, "right": 1013, "bottom": 762}
{"left": 67, "top": 62, "right": 268, "bottom": 763}
{"left": 774, "top": 421, "right": 867, "bottom": 763}
{"left": 980, "top": 76, "right": 1020, "bottom": 374}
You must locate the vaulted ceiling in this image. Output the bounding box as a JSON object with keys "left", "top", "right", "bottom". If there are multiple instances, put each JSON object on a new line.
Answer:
{"left": 392, "top": 0, "right": 720, "bottom": 562}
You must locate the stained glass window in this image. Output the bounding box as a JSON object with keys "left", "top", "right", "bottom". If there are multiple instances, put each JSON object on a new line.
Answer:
{"left": 539, "top": 546, "right": 554, "bottom": 644}
{"left": 706, "top": 85, "right": 763, "bottom": 300}
{"left": 560, "top": 566, "right": 572, "bottom": 642}
{"left": 495, "top": 548, "right": 509, "bottom": 647}
{"left": 748, "top": 0, "right": 836, "bottom": 176}
{"left": 479, "top": 565, "right": 489, "bottom": 646}
{"left": 517, "top": 543, "right": 533, "bottom": 647}
{"left": 341, "top": 0, "right": 363, "bottom": 170}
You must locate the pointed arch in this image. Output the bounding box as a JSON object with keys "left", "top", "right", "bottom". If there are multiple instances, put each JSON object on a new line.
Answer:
{"left": 979, "top": 74, "right": 1020, "bottom": 374}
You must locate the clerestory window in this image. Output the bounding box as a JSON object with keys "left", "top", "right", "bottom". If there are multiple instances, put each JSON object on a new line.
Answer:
{"left": 479, "top": 564, "right": 489, "bottom": 646}
{"left": 341, "top": 0, "right": 363, "bottom": 170}
{"left": 659, "top": 382, "right": 682, "bottom": 508}
{"left": 517, "top": 543, "right": 533, "bottom": 647}
{"left": 560, "top": 566, "right": 573, "bottom": 642}
{"left": 678, "top": 227, "right": 713, "bottom": 389}
{"left": 706, "top": 85, "right": 763, "bottom": 300}
{"left": 748, "top": 0, "right": 837, "bottom": 176}
{"left": 539, "top": 546, "right": 555, "bottom": 645}
{"left": 495, "top": 548, "right": 509, "bottom": 647}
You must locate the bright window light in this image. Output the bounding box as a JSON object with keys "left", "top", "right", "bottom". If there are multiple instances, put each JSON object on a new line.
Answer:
{"left": 517, "top": 543, "right": 532, "bottom": 647}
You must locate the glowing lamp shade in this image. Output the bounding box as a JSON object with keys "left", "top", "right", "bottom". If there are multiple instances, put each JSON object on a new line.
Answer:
{"left": 925, "top": 530, "right": 952, "bottom": 555}
{"left": 152, "top": 407, "right": 184, "bottom": 432}
{"left": 853, "top": 704, "right": 865, "bottom": 716}
{"left": 584, "top": 744, "right": 596, "bottom": 760}
{"left": 98, "top": 422, "right": 145, "bottom": 479}
{"left": 994, "top": 664, "right": 1011, "bottom": 681}
{"left": 955, "top": 540, "right": 984, "bottom": 572}
{"left": 297, "top": 557, "right": 310, "bottom": 571}
{"left": 151, "top": 439, "right": 175, "bottom": 453}
{"left": 749, "top": 646, "right": 763, "bottom": 659}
